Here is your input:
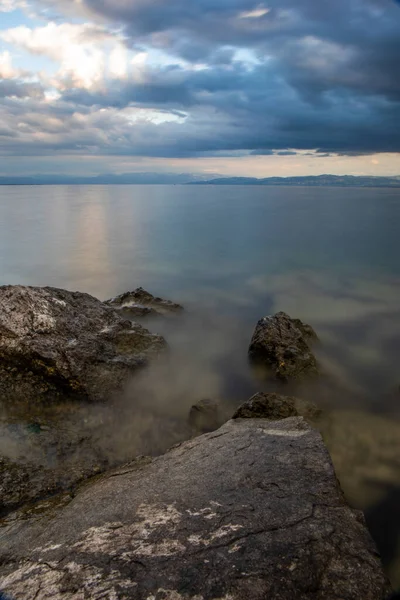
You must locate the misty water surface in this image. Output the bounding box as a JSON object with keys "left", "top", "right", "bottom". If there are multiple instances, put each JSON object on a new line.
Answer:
{"left": 0, "top": 184, "right": 400, "bottom": 584}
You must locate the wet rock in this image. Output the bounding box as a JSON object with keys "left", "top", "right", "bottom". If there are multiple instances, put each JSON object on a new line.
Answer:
{"left": 0, "top": 418, "right": 390, "bottom": 599}
{"left": 188, "top": 399, "right": 222, "bottom": 433}
{"left": 0, "top": 455, "right": 105, "bottom": 517}
{"left": 233, "top": 391, "right": 321, "bottom": 421}
{"left": 0, "top": 285, "right": 166, "bottom": 406}
{"left": 106, "top": 287, "right": 183, "bottom": 318}
{"left": 0, "top": 411, "right": 115, "bottom": 516}
{"left": 249, "top": 311, "right": 319, "bottom": 380}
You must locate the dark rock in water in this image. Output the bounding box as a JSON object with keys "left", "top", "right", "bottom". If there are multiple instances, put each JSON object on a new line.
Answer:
{"left": 188, "top": 399, "right": 222, "bottom": 433}
{"left": 0, "top": 457, "right": 49, "bottom": 516}
{"left": 0, "top": 418, "right": 390, "bottom": 599}
{"left": 233, "top": 391, "right": 321, "bottom": 421}
{"left": 0, "top": 454, "right": 105, "bottom": 517}
{"left": 0, "top": 285, "right": 166, "bottom": 405}
{"left": 249, "top": 311, "right": 319, "bottom": 380}
{"left": 0, "top": 411, "right": 115, "bottom": 516}
{"left": 106, "top": 287, "right": 183, "bottom": 318}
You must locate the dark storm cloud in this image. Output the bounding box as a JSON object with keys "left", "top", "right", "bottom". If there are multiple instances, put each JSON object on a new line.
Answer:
{"left": 57, "top": 53, "right": 400, "bottom": 156}
{"left": 2, "top": 0, "right": 400, "bottom": 158}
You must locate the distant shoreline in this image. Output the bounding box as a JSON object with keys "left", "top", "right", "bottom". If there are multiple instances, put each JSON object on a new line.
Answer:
{"left": 1, "top": 174, "right": 400, "bottom": 187}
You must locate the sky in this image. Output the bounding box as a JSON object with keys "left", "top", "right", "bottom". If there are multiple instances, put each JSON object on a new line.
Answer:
{"left": 0, "top": 0, "right": 400, "bottom": 177}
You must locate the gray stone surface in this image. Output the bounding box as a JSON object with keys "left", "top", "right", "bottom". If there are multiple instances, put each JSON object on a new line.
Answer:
{"left": 0, "top": 418, "right": 390, "bottom": 599}
{"left": 0, "top": 455, "right": 105, "bottom": 517}
{"left": 0, "top": 285, "right": 166, "bottom": 405}
{"left": 249, "top": 311, "right": 318, "bottom": 381}
{"left": 106, "top": 287, "right": 183, "bottom": 318}
{"left": 233, "top": 392, "right": 321, "bottom": 422}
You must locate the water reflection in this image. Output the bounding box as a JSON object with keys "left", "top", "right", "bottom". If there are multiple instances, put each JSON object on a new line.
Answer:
{"left": 0, "top": 184, "right": 399, "bottom": 585}
{"left": 69, "top": 194, "right": 115, "bottom": 294}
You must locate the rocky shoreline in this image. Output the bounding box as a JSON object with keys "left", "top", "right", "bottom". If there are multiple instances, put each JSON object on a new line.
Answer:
{"left": 0, "top": 284, "right": 392, "bottom": 598}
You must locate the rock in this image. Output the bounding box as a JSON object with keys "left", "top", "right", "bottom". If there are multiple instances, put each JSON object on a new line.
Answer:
{"left": 0, "top": 412, "right": 114, "bottom": 516}
{"left": 0, "top": 418, "right": 390, "bottom": 599}
{"left": 249, "top": 311, "right": 319, "bottom": 380}
{"left": 0, "top": 457, "right": 51, "bottom": 516}
{"left": 233, "top": 392, "right": 321, "bottom": 421}
{"left": 188, "top": 399, "right": 222, "bottom": 433}
{"left": 0, "top": 285, "right": 166, "bottom": 405}
{"left": 0, "top": 455, "right": 105, "bottom": 517}
{"left": 106, "top": 287, "right": 183, "bottom": 318}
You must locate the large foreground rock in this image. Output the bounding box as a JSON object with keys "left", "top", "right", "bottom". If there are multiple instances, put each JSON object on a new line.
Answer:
{"left": 0, "top": 418, "right": 390, "bottom": 599}
{"left": 106, "top": 287, "right": 183, "bottom": 318}
{"left": 249, "top": 311, "right": 318, "bottom": 380}
{"left": 0, "top": 285, "right": 166, "bottom": 405}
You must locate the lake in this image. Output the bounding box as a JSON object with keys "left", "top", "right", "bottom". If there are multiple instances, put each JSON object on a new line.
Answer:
{"left": 1, "top": 184, "right": 400, "bottom": 585}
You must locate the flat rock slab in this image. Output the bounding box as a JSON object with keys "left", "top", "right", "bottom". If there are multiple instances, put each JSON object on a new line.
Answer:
{"left": 0, "top": 285, "right": 166, "bottom": 405}
{"left": 106, "top": 288, "right": 183, "bottom": 318}
{"left": 0, "top": 418, "right": 390, "bottom": 599}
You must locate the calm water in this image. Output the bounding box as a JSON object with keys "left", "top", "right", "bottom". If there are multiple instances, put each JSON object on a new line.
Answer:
{"left": 1, "top": 184, "right": 400, "bottom": 584}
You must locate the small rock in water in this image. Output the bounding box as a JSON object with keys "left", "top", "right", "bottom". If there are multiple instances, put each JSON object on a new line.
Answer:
{"left": 105, "top": 287, "right": 183, "bottom": 318}
{"left": 249, "top": 311, "right": 319, "bottom": 381}
{"left": 233, "top": 392, "right": 321, "bottom": 421}
{"left": 188, "top": 399, "right": 222, "bottom": 433}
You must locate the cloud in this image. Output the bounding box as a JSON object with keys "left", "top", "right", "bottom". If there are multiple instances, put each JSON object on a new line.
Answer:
{"left": 0, "top": 0, "right": 26, "bottom": 11}
{"left": 0, "top": 0, "right": 399, "bottom": 164}
{"left": 1, "top": 22, "right": 128, "bottom": 89}
{"left": 0, "top": 51, "right": 18, "bottom": 79}
{"left": 0, "top": 80, "right": 43, "bottom": 98}
{"left": 239, "top": 6, "right": 271, "bottom": 19}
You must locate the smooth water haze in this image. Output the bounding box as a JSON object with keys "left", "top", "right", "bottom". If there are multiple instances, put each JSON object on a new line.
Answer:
{"left": 1, "top": 184, "right": 400, "bottom": 584}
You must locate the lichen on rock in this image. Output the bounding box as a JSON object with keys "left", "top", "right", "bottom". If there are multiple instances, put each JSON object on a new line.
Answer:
{"left": 0, "top": 418, "right": 391, "bottom": 599}
{"left": 0, "top": 285, "right": 166, "bottom": 406}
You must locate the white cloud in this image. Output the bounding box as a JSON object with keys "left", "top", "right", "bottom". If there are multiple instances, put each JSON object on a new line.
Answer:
{"left": 109, "top": 44, "right": 127, "bottom": 79}
{"left": 0, "top": 51, "right": 18, "bottom": 78}
{"left": 239, "top": 6, "right": 270, "bottom": 19}
{"left": 0, "top": 0, "right": 26, "bottom": 11}
{"left": 1, "top": 22, "right": 127, "bottom": 89}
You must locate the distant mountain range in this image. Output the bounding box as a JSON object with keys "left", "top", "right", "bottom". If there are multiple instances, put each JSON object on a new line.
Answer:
{"left": 0, "top": 173, "right": 399, "bottom": 187}
{"left": 188, "top": 175, "right": 400, "bottom": 187}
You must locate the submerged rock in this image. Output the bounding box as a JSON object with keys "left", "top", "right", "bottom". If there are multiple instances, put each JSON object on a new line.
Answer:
{"left": 0, "top": 418, "right": 390, "bottom": 599}
{"left": 188, "top": 398, "right": 222, "bottom": 433}
{"left": 106, "top": 287, "right": 183, "bottom": 318}
{"left": 0, "top": 285, "right": 166, "bottom": 405}
{"left": 233, "top": 391, "right": 321, "bottom": 421}
{"left": 249, "top": 311, "right": 318, "bottom": 380}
